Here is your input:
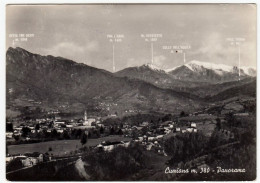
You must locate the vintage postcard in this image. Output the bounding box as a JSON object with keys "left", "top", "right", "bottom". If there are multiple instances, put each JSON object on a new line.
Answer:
{"left": 6, "top": 4, "right": 256, "bottom": 181}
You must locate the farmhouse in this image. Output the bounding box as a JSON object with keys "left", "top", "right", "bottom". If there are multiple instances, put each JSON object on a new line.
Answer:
{"left": 191, "top": 122, "right": 196, "bottom": 128}
{"left": 6, "top": 132, "right": 13, "bottom": 139}
{"left": 55, "top": 121, "right": 65, "bottom": 125}
{"left": 22, "top": 157, "right": 38, "bottom": 167}
{"left": 21, "top": 153, "right": 44, "bottom": 167}
{"left": 186, "top": 128, "right": 194, "bottom": 133}
{"left": 97, "top": 141, "right": 131, "bottom": 152}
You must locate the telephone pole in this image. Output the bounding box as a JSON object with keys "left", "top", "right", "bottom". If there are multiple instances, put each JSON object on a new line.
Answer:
{"left": 112, "top": 44, "right": 115, "bottom": 72}
{"left": 151, "top": 42, "right": 154, "bottom": 64}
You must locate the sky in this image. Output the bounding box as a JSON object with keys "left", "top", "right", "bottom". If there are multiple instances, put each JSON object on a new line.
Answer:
{"left": 6, "top": 4, "right": 256, "bottom": 72}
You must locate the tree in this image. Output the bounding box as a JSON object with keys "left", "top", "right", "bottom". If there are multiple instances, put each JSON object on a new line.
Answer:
{"left": 100, "top": 126, "right": 104, "bottom": 134}
{"left": 76, "top": 129, "right": 82, "bottom": 139}
{"left": 119, "top": 123, "right": 123, "bottom": 128}
{"left": 41, "top": 129, "right": 49, "bottom": 138}
{"left": 94, "top": 129, "right": 101, "bottom": 138}
{"left": 117, "top": 129, "right": 123, "bottom": 135}
{"left": 80, "top": 132, "right": 88, "bottom": 146}
{"left": 226, "top": 112, "right": 235, "bottom": 127}
{"left": 35, "top": 106, "right": 41, "bottom": 114}
{"left": 141, "top": 127, "right": 148, "bottom": 135}
{"left": 162, "top": 114, "right": 172, "bottom": 122}
{"left": 6, "top": 158, "right": 23, "bottom": 172}
{"left": 48, "top": 121, "right": 54, "bottom": 128}
{"left": 180, "top": 111, "right": 186, "bottom": 117}
{"left": 216, "top": 118, "right": 221, "bottom": 130}
{"left": 6, "top": 123, "right": 13, "bottom": 132}
{"left": 132, "top": 130, "right": 138, "bottom": 139}
{"left": 21, "top": 106, "right": 30, "bottom": 115}
{"left": 35, "top": 123, "right": 40, "bottom": 131}
{"left": 21, "top": 127, "right": 31, "bottom": 137}
{"left": 62, "top": 130, "right": 70, "bottom": 139}
{"left": 13, "top": 135, "right": 19, "bottom": 141}
{"left": 110, "top": 127, "right": 115, "bottom": 135}
{"left": 51, "top": 129, "right": 58, "bottom": 138}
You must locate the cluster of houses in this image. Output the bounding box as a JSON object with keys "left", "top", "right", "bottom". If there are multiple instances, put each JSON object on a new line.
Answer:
{"left": 95, "top": 121, "right": 198, "bottom": 156}
{"left": 6, "top": 111, "right": 104, "bottom": 140}
{"left": 124, "top": 121, "right": 198, "bottom": 138}
{"left": 177, "top": 122, "right": 198, "bottom": 133}
{"left": 7, "top": 109, "right": 201, "bottom": 168}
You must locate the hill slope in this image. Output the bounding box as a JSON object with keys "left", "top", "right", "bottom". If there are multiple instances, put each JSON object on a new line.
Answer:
{"left": 6, "top": 47, "right": 202, "bottom": 114}
{"left": 206, "top": 79, "right": 256, "bottom": 102}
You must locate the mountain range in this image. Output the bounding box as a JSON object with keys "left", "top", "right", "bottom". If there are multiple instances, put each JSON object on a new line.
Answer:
{"left": 6, "top": 47, "right": 202, "bottom": 115}
{"left": 6, "top": 47, "right": 256, "bottom": 115}
{"left": 116, "top": 61, "right": 256, "bottom": 88}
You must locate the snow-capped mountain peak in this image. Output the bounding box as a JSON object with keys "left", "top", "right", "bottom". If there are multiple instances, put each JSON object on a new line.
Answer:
{"left": 185, "top": 60, "right": 234, "bottom": 73}
{"left": 167, "top": 60, "right": 256, "bottom": 77}
{"left": 141, "top": 63, "right": 165, "bottom": 72}
{"left": 240, "top": 66, "right": 257, "bottom": 76}
{"left": 165, "top": 66, "right": 180, "bottom": 73}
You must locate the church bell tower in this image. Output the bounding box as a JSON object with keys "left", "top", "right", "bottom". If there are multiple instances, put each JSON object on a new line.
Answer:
{"left": 84, "top": 110, "right": 88, "bottom": 125}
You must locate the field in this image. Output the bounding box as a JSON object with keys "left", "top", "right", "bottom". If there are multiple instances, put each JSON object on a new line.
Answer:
{"left": 6, "top": 108, "right": 21, "bottom": 118}
{"left": 7, "top": 135, "right": 131, "bottom": 156}
{"left": 179, "top": 114, "right": 217, "bottom": 122}
{"left": 196, "top": 121, "right": 216, "bottom": 137}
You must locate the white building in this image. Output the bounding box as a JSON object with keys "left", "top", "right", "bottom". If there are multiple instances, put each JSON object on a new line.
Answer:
{"left": 57, "top": 129, "right": 64, "bottom": 133}
{"left": 148, "top": 137, "right": 156, "bottom": 141}
{"left": 138, "top": 137, "right": 144, "bottom": 141}
{"left": 55, "top": 121, "right": 65, "bottom": 125}
{"left": 55, "top": 116, "right": 61, "bottom": 121}
{"left": 66, "top": 124, "right": 74, "bottom": 128}
{"left": 156, "top": 135, "right": 164, "bottom": 139}
{"left": 98, "top": 141, "right": 130, "bottom": 152}
{"left": 22, "top": 157, "right": 38, "bottom": 167}
{"left": 6, "top": 132, "right": 13, "bottom": 139}
{"left": 191, "top": 122, "right": 196, "bottom": 128}
{"left": 186, "top": 128, "right": 194, "bottom": 133}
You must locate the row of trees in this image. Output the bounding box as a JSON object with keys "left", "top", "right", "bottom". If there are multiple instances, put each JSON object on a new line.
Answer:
{"left": 12, "top": 126, "right": 105, "bottom": 142}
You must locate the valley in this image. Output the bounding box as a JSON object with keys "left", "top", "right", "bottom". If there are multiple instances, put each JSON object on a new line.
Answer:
{"left": 6, "top": 47, "right": 256, "bottom": 181}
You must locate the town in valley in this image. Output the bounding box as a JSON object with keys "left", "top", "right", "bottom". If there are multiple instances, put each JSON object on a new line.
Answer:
{"left": 6, "top": 4, "right": 256, "bottom": 181}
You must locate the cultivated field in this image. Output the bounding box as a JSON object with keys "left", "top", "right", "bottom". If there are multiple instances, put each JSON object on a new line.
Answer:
{"left": 7, "top": 135, "right": 132, "bottom": 156}
{"left": 179, "top": 114, "right": 217, "bottom": 122}
{"left": 196, "top": 121, "right": 216, "bottom": 137}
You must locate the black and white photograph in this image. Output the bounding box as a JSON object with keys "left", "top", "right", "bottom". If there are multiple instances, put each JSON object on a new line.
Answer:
{"left": 5, "top": 4, "right": 256, "bottom": 181}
